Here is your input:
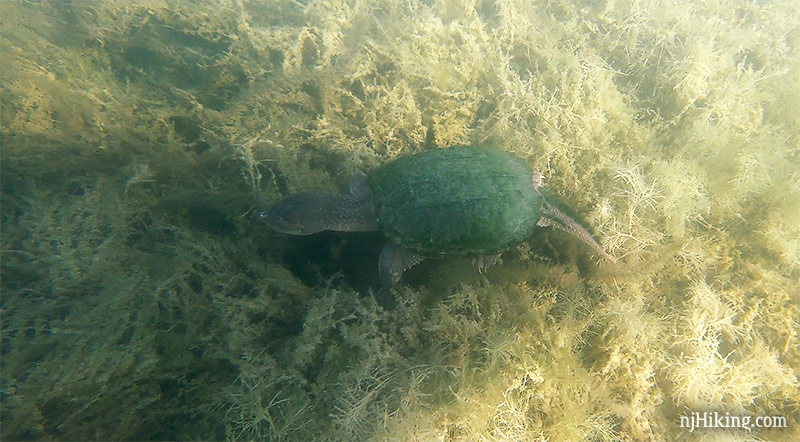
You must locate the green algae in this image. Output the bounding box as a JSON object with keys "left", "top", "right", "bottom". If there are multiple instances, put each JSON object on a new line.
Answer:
{"left": 1, "top": 0, "right": 798, "bottom": 440}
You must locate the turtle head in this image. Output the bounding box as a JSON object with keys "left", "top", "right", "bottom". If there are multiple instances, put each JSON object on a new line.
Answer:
{"left": 258, "top": 191, "right": 332, "bottom": 235}
{"left": 258, "top": 190, "right": 378, "bottom": 235}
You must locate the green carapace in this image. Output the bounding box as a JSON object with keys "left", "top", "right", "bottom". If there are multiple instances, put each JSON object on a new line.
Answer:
{"left": 259, "top": 145, "right": 615, "bottom": 287}
{"left": 367, "top": 146, "right": 543, "bottom": 257}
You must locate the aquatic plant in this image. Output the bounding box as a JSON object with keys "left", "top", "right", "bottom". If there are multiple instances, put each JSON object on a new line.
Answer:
{"left": 2, "top": 0, "right": 798, "bottom": 440}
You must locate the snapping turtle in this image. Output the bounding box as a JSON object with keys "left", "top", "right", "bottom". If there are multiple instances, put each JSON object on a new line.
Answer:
{"left": 259, "top": 146, "right": 615, "bottom": 286}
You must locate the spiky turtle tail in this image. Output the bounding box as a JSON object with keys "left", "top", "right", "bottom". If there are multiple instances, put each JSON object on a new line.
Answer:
{"left": 538, "top": 201, "right": 617, "bottom": 263}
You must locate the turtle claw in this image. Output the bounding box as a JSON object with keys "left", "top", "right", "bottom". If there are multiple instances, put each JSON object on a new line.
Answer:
{"left": 473, "top": 253, "right": 503, "bottom": 274}
{"left": 378, "top": 243, "right": 426, "bottom": 287}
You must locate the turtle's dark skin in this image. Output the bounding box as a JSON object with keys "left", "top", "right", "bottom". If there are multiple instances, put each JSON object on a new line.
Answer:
{"left": 259, "top": 145, "right": 616, "bottom": 286}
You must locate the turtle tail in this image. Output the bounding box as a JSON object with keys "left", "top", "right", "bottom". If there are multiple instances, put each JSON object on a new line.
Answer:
{"left": 538, "top": 201, "right": 617, "bottom": 263}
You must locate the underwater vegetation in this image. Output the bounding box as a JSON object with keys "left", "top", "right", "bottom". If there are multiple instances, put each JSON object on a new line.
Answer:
{"left": 1, "top": 0, "right": 798, "bottom": 441}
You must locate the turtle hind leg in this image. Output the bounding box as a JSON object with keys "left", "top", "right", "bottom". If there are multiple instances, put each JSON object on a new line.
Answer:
{"left": 538, "top": 202, "right": 617, "bottom": 263}
{"left": 378, "top": 243, "right": 426, "bottom": 287}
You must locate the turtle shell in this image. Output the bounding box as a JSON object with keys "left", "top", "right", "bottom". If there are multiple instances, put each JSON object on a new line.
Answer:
{"left": 367, "top": 146, "right": 543, "bottom": 257}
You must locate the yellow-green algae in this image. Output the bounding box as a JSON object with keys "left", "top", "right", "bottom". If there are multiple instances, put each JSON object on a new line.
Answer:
{"left": 1, "top": 0, "right": 798, "bottom": 440}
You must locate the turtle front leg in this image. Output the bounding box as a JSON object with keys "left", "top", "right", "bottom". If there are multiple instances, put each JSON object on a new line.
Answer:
{"left": 472, "top": 253, "right": 503, "bottom": 274}
{"left": 378, "top": 243, "right": 426, "bottom": 286}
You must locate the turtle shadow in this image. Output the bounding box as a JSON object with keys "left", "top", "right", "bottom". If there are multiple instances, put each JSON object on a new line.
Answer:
{"left": 276, "top": 231, "right": 386, "bottom": 293}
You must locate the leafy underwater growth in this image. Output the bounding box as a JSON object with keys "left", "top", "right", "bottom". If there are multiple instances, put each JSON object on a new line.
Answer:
{"left": 2, "top": 0, "right": 799, "bottom": 441}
